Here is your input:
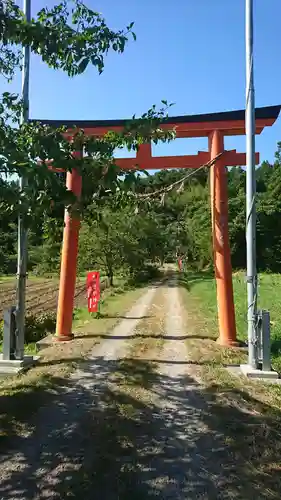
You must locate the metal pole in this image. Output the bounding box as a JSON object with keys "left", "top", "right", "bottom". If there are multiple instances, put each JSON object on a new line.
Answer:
{"left": 15, "top": 0, "right": 31, "bottom": 359}
{"left": 245, "top": 0, "right": 258, "bottom": 368}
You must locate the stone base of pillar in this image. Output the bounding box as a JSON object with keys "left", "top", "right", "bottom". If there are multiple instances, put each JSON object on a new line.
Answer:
{"left": 53, "top": 333, "right": 74, "bottom": 342}
{"left": 216, "top": 337, "right": 246, "bottom": 348}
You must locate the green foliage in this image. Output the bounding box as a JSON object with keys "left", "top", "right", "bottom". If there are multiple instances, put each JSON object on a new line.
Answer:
{"left": 31, "top": 217, "right": 63, "bottom": 275}
{"left": 24, "top": 312, "right": 57, "bottom": 343}
{"left": 2, "top": 151, "right": 281, "bottom": 277}
{"left": 127, "top": 264, "right": 162, "bottom": 285}
{"left": 0, "top": 311, "right": 56, "bottom": 344}
{"left": 0, "top": 198, "right": 17, "bottom": 273}
{"left": 77, "top": 199, "right": 165, "bottom": 284}
{"left": 0, "top": 0, "right": 175, "bottom": 225}
{"left": 1, "top": 0, "right": 136, "bottom": 79}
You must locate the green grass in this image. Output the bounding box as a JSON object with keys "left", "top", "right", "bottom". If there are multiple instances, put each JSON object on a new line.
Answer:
{"left": 180, "top": 270, "right": 281, "bottom": 373}
{"left": 179, "top": 270, "right": 281, "bottom": 492}
{"left": 0, "top": 342, "right": 36, "bottom": 354}
{"left": 0, "top": 275, "right": 57, "bottom": 283}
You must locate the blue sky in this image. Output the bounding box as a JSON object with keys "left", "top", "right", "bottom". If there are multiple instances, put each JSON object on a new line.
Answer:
{"left": 4, "top": 0, "right": 281, "bottom": 163}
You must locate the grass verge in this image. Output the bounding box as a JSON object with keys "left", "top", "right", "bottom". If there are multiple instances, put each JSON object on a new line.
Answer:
{"left": 179, "top": 271, "right": 281, "bottom": 496}
{"left": 179, "top": 270, "right": 281, "bottom": 398}
{"left": 179, "top": 270, "right": 281, "bottom": 370}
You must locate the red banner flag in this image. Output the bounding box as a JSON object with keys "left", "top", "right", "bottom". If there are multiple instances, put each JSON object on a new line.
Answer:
{"left": 87, "top": 272, "right": 100, "bottom": 312}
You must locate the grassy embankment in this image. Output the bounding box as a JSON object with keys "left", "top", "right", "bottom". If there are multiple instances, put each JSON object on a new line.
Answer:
{"left": 180, "top": 269, "right": 281, "bottom": 399}
{"left": 179, "top": 271, "right": 281, "bottom": 496}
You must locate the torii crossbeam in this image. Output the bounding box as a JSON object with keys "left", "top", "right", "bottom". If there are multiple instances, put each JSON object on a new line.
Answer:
{"left": 33, "top": 105, "right": 280, "bottom": 347}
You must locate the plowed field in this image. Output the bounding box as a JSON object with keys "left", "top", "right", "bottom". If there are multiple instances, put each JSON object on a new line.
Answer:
{"left": 0, "top": 276, "right": 107, "bottom": 318}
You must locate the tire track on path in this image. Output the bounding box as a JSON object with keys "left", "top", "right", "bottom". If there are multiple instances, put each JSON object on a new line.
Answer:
{"left": 143, "top": 276, "right": 223, "bottom": 498}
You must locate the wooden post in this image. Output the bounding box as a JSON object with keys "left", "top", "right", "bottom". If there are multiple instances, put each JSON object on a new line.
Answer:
{"left": 209, "top": 130, "right": 238, "bottom": 346}
{"left": 55, "top": 153, "right": 82, "bottom": 341}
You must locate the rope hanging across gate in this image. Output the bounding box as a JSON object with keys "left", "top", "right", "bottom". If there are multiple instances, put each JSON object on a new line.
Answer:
{"left": 134, "top": 151, "right": 225, "bottom": 203}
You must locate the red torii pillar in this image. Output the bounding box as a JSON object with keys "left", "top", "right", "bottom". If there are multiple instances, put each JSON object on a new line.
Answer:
{"left": 55, "top": 153, "right": 82, "bottom": 341}
{"left": 209, "top": 131, "right": 237, "bottom": 346}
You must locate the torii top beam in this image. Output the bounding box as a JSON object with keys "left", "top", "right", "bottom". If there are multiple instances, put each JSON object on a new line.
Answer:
{"left": 32, "top": 105, "right": 280, "bottom": 170}
{"left": 31, "top": 104, "right": 280, "bottom": 138}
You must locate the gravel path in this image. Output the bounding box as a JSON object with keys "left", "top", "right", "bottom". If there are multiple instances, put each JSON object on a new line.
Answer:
{"left": 139, "top": 276, "right": 225, "bottom": 498}
{"left": 0, "top": 277, "right": 251, "bottom": 499}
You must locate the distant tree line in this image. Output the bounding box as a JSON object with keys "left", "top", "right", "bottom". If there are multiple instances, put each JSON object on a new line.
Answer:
{"left": 1, "top": 142, "right": 281, "bottom": 280}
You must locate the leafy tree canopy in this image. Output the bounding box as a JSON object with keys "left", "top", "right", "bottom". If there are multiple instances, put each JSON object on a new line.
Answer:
{"left": 0, "top": 0, "right": 175, "bottom": 222}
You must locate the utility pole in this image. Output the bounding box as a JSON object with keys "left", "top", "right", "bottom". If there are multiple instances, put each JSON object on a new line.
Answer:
{"left": 245, "top": 0, "right": 258, "bottom": 369}
{"left": 15, "top": 0, "right": 31, "bottom": 359}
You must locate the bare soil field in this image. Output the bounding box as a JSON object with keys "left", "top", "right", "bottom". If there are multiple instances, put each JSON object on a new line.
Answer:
{"left": 0, "top": 276, "right": 106, "bottom": 318}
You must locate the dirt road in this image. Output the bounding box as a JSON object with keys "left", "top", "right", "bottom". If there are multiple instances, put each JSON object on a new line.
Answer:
{"left": 0, "top": 276, "right": 277, "bottom": 499}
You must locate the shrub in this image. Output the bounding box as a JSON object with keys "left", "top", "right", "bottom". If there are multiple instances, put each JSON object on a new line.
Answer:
{"left": 0, "top": 311, "right": 56, "bottom": 345}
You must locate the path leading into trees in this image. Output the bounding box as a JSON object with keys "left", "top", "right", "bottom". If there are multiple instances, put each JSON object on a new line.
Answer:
{"left": 0, "top": 275, "right": 263, "bottom": 499}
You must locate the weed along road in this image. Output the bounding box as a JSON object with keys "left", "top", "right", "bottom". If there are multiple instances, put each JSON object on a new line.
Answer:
{"left": 0, "top": 274, "right": 281, "bottom": 499}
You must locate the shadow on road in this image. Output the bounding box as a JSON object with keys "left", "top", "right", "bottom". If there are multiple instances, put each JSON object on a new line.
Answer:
{"left": 74, "top": 333, "right": 215, "bottom": 341}
{"left": 0, "top": 357, "right": 281, "bottom": 499}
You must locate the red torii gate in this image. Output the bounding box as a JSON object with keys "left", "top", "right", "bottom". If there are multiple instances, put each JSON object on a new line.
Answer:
{"left": 34, "top": 105, "right": 280, "bottom": 347}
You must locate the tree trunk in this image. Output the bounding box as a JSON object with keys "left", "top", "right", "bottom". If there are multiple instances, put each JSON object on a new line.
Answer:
{"left": 108, "top": 272, "right": 114, "bottom": 287}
